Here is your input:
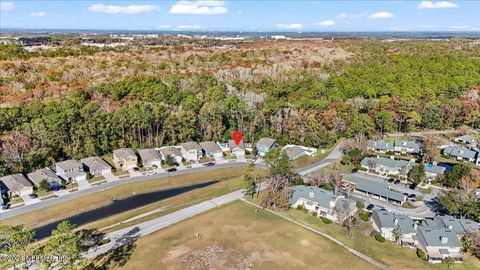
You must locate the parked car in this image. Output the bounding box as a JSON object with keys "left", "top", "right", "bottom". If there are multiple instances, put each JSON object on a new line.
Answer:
{"left": 409, "top": 184, "right": 417, "bottom": 190}
{"left": 403, "top": 192, "right": 409, "bottom": 196}
{"left": 388, "top": 178, "right": 394, "bottom": 183}
{"left": 203, "top": 162, "right": 215, "bottom": 167}
{"left": 28, "top": 194, "right": 38, "bottom": 199}
{"left": 1, "top": 204, "right": 10, "bottom": 210}
{"left": 366, "top": 204, "right": 375, "bottom": 211}
{"left": 166, "top": 167, "right": 177, "bottom": 172}
{"left": 133, "top": 167, "right": 140, "bottom": 172}
{"left": 394, "top": 180, "right": 401, "bottom": 185}
{"left": 408, "top": 194, "right": 416, "bottom": 198}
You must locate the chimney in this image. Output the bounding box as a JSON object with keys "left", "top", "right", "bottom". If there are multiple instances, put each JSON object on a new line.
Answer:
{"left": 394, "top": 218, "right": 399, "bottom": 225}
{"left": 441, "top": 236, "right": 448, "bottom": 244}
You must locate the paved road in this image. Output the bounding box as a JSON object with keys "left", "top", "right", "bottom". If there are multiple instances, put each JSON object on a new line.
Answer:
{"left": 84, "top": 190, "right": 244, "bottom": 259}
{"left": 0, "top": 161, "right": 265, "bottom": 220}
{"left": 296, "top": 140, "right": 346, "bottom": 176}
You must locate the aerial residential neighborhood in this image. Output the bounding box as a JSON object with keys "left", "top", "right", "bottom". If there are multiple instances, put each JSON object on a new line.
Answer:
{"left": 1, "top": 1, "right": 480, "bottom": 269}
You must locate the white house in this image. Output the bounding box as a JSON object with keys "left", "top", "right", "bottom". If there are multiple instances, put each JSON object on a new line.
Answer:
{"left": 290, "top": 185, "right": 356, "bottom": 223}
{"left": 180, "top": 141, "right": 203, "bottom": 161}
{"left": 55, "top": 159, "right": 87, "bottom": 182}
{"left": 416, "top": 227, "right": 463, "bottom": 264}
{"left": 159, "top": 146, "right": 183, "bottom": 165}
{"left": 200, "top": 141, "right": 224, "bottom": 159}
{"left": 228, "top": 139, "right": 245, "bottom": 156}
{"left": 371, "top": 209, "right": 418, "bottom": 247}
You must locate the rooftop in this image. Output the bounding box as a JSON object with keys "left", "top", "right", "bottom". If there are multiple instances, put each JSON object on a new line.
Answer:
{"left": 424, "top": 163, "right": 446, "bottom": 175}
{"left": 200, "top": 141, "right": 223, "bottom": 153}
{"left": 443, "top": 145, "right": 477, "bottom": 159}
{"left": 290, "top": 185, "right": 336, "bottom": 210}
{"left": 138, "top": 148, "right": 162, "bottom": 162}
{"left": 369, "top": 140, "right": 394, "bottom": 151}
{"left": 256, "top": 137, "right": 276, "bottom": 149}
{"left": 180, "top": 141, "right": 203, "bottom": 152}
{"left": 394, "top": 139, "right": 421, "bottom": 153}
{"left": 228, "top": 139, "right": 245, "bottom": 150}
{"left": 113, "top": 148, "right": 137, "bottom": 160}
{"left": 27, "top": 168, "right": 61, "bottom": 186}
{"left": 417, "top": 227, "right": 461, "bottom": 247}
{"left": 284, "top": 146, "right": 306, "bottom": 158}
{"left": 346, "top": 174, "right": 407, "bottom": 202}
{"left": 372, "top": 209, "right": 416, "bottom": 234}
{"left": 56, "top": 159, "right": 82, "bottom": 171}
{"left": 159, "top": 146, "right": 182, "bottom": 158}
{"left": 81, "top": 156, "right": 111, "bottom": 171}
{"left": 0, "top": 174, "right": 33, "bottom": 192}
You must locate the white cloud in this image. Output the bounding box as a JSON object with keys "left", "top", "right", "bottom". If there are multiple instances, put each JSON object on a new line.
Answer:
{"left": 177, "top": 24, "right": 203, "bottom": 29}
{"left": 336, "top": 12, "right": 365, "bottom": 19}
{"left": 450, "top": 25, "right": 470, "bottom": 29}
{"left": 89, "top": 4, "right": 160, "bottom": 14}
{"left": 316, "top": 20, "right": 335, "bottom": 26}
{"left": 418, "top": 1, "right": 458, "bottom": 9}
{"left": 368, "top": 11, "right": 395, "bottom": 19}
{"left": 29, "top": 11, "right": 46, "bottom": 17}
{"left": 169, "top": 1, "right": 227, "bottom": 15}
{"left": 157, "top": 25, "right": 171, "bottom": 29}
{"left": 0, "top": 1, "right": 14, "bottom": 10}
{"left": 276, "top": 23, "right": 302, "bottom": 30}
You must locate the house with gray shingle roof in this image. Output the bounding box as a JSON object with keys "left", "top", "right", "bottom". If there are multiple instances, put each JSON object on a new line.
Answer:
{"left": 284, "top": 146, "right": 307, "bottom": 160}
{"left": 360, "top": 156, "right": 415, "bottom": 177}
{"left": 0, "top": 174, "right": 34, "bottom": 197}
{"left": 344, "top": 174, "right": 407, "bottom": 205}
{"left": 442, "top": 145, "right": 477, "bottom": 163}
{"left": 137, "top": 149, "right": 162, "bottom": 169}
{"left": 27, "top": 168, "right": 63, "bottom": 189}
{"left": 159, "top": 146, "right": 183, "bottom": 164}
{"left": 424, "top": 163, "right": 446, "bottom": 179}
{"left": 368, "top": 140, "right": 394, "bottom": 153}
{"left": 228, "top": 139, "right": 245, "bottom": 156}
{"left": 371, "top": 210, "right": 418, "bottom": 247}
{"left": 423, "top": 216, "right": 479, "bottom": 237}
{"left": 290, "top": 185, "right": 356, "bottom": 223}
{"left": 55, "top": 159, "right": 87, "bottom": 182}
{"left": 81, "top": 156, "right": 112, "bottom": 176}
{"left": 256, "top": 137, "right": 276, "bottom": 157}
{"left": 416, "top": 227, "right": 463, "bottom": 264}
{"left": 394, "top": 140, "right": 421, "bottom": 154}
{"left": 180, "top": 141, "right": 203, "bottom": 161}
{"left": 454, "top": 135, "right": 475, "bottom": 144}
{"left": 200, "top": 141, "right": 223, "bottom": 159}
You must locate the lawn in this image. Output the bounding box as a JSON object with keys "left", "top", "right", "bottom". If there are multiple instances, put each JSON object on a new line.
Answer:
{"left": 0, "top": 167, "right": 264, "bottom": 231}
{"left": 291, "top": 146, "right": 332, "bottom": 169}
{"left": 88, "top": 201, "right": 376, "bottom": 270}
{"left": 283, "top": 208, "right": 480, "bottom": 270}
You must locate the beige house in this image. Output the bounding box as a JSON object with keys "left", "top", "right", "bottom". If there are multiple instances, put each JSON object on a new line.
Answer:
{"left": 81, "top": 156, "right": 112, "bottom": 176}
{"left": 138, "top": 148, "right": 162, "bottom": 169}
{"left": 27, "top": 168, "right": 63, "bottom": 189}
{"left": 113, "top": 148, "right": 138, "bottom": 170}
{"left": 0, "top": 174, "right": 34, "bottom": 197}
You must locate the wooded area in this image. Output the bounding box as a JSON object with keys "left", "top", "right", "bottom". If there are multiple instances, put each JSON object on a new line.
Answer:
{"left": 0, "top": 39, "right": 479, "bottom": 175}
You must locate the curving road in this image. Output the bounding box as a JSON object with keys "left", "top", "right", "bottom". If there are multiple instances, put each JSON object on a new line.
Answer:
{"left": 296, "top": 140, "right": 346, "bottom": 176}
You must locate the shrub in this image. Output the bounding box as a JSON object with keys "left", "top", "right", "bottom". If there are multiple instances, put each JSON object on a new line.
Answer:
{"left": 296, "top": 205, "right": 305, "bottom": 211}
{"left": 374, "top": 233, "right": 385, "bottom": 242}
{"left": 312, "top": 212, "right": 318, "bottom": 217}
{"left": 357, "top": 166, "right": 367, "bottom": 172}
{"left": 98, "top": 239, "right": 111, "bottom": 246}
{"left": 291, "top": 177, "right": 304, "bottom": 186}
{"left": 321, "top": 217, "right": 332, "bottom": 224}
{"left": 385, "top": 151, "right": 395, "bottom": 155}
{"left": 359, "top": 211, "right": 370, "bottom": 222}
{"left": 322, "top": 183, "right": 333, "bottom": 191}
{"left": 416, "top": 248, "right": 427, "bottom": 261}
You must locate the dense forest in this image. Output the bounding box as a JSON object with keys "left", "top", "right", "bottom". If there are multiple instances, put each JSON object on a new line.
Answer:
{"left": 0, "top": 38, "right": 480, "bottom": 175}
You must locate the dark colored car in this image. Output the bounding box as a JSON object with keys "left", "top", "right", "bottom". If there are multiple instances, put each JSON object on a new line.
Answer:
{"left": 394, "top": 180, "right": 401, "bottom": 185}
{"left": 133, "top": 167, "right": 140, "bottom": 172}
{"left": 28, "top": 193, "right": 38, "bottom": 199}
{"left": 166, "top": 167, "right": 177, "bottom": 172}
{"left": 409, "top": 184, "right": 417, "bottom": 190}
{"left": 403, "top": 192, "right": 409, "bottom": 196}
{"left": 366, "top": 204, "right": 375, "bottom": 210}
{"left": 203, "top": 162, "right": 216, "bottom": 167}
{"left": 1, "top": 204, "right": 10, "bottom": 210}
{"left": 408, "top": 194, "right": 416, "bottom": 198}
{"left": 387, "top": 178, "right": 394, "bottom": 183}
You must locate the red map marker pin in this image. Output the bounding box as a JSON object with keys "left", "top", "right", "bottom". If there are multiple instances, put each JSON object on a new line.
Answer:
{"left": 232, "top": 131, "right": 243, "bottom": 145}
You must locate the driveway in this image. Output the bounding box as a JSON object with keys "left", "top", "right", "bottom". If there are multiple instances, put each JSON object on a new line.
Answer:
{"left": 21, "top": 195, "right": 40, "bottom": 205}
{"left": 103, "top": 172, "right": 119, "bottom": 182}
{"left": 76, "top": 179, "right": 92, "bottom": 190}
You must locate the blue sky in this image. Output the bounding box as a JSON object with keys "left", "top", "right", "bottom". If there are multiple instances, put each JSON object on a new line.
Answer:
{"left": 1, "top": 1, "right": 479, "bottom": 31}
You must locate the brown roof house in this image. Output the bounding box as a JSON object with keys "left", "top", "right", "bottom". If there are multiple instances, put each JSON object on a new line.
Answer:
{"left": 112, "top": 148, "right": 138, "bottom": 170}
{"left": 0, "top": 174, "right": 34, "bottom": 197}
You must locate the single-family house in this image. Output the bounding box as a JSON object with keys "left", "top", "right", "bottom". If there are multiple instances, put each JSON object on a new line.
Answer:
{"left": 180, "top": 141, "right": 203, "bottom": 161}
{"left": 442, "top": 146, "right": 477, "bottom": 163}
{"left": 159, "top": 146, "right": 183, "bottom": 165}
{"left": 55, "top": 159, "right": 87, "bottom": 182}
{"left": 416, "top": 227, "right": 463, "bottom": 264}
{"left": 290, "top": 185, "right": 356, "bottom": 222}
{"left": 200, "top": 141, "right": 224, "bottom": 159}
{"left": 424, "top": 163, "right": 446, "bottom": 180}
{"left": 228, "top": 140, "right": 245, "bottom": 156}
{"left": 138, "top": 148, "right": 162, "bottom": 169}
{"left": 283, "top": 146, "right": 307, "bottom": 160}
{"left": 368, "top": 140, "right": 394, "bottom": 153}
{"left": 256, "top": 137, "right": 276, "bottom": 157}
{"left": 454, "top": 135, "right": 475, "bottom": 144}
{"left": 0, "top": 174, "right": 34, "bottom": 197}
{"left": 394, "top": 140, "right": 421, "bottom": 154}
{"left": 360, "top": 156, "right": 415, "bottom": 177}
{"left": 371, "top": 210, "right": 418, "bottom": 247}
{"left": 81, "top": 156, "right": 112, "bottom": 176}
{"left": 344, "top": 174, "right": 407, "bottom": 205}
{"left": 27, "top": 168, "right": 63, "bottom": 190}
{"left": 112, "top": 148, "right": 138, "bottom": 170}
